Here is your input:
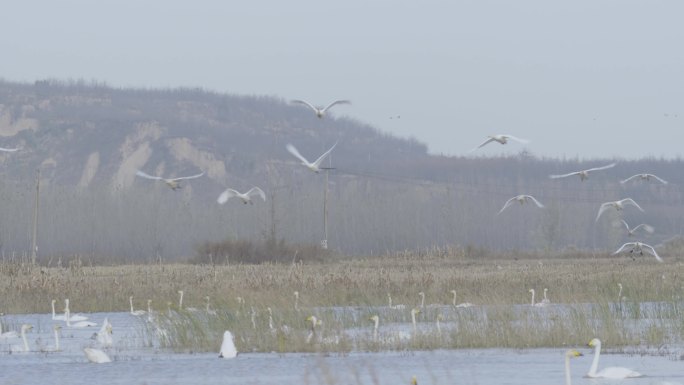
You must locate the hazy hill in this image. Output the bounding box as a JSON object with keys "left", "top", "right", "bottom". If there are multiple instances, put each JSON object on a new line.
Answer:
{"left": 0, "top": 79, "right": 682, "bottom": 261}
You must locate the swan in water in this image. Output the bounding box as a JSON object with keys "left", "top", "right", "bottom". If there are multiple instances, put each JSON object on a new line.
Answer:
{"left": 617, "top": 219, "right": 654, "bottom": 237}
{"left": 550, "top": 163, "right": 616, "bottom": 181}
{"left": 129, "top": 296, "right": 146, "bottom": 316}
{"left": 11, "top": 324, "right": 33, "bottom": 352}
{"left": 51, "top": 299, "right": 66, "bottom": 321}
{"left": 291, "top": 99, "right": 351, "bottom": 119}
{"left": 387, "top": 293, "right": 406, "bottom": 310}
{"left": 410, "top": 308, "right": 421, "bottom": 334}
{"left": 541, "top": 288, "right": 551, "bottom": 304}
{"left": 451, "top": 290, "right": 473, "bottom": 308}
{"left": 286, "top": 142, "right": 337, "bottom": 173}
{"left": 418, "top": 292, "right": 425, "bottom": 309}
{"left": 497, "top": 194, "right": 544, "bottom": 214}
{"left": 472, "top": 134, "right": 529, "bottom": 151}
{"left": 595, "top": 198, "right": 643, "bottom": 222}
{"left": 613, "top": 241, "right": 662, "bottom": 262}
{"left": 63, "top": 299, "right": 88, "bottom": 322}
{"left": 217, "top": 187, "right": 266, "bottom": 205}
{"left": 620, "top": 173, "right": 668, "bottom": 185}
{"left": 528, "top": 289, "right": 547, "bottom": 307}
{"left": 587, "top": 338, "right": 642, "bottom": 378}
{"left": 369, "top": 315, "right": 380, "bottom": 341}
{"left": 42, "top": 325, "right": 62, "bottom": 352}
{"left": 219, "top": 330, "right": 238, "bottom": 358}
{"left": 564, "top": 350, "right": 583, "bottom": 385}
{"left": 83, "top": 347, "right": 111, "bottom": 363}
{"left": 65, "top": 309, "right": 97, "bottom": 328}
{"left": 95, "top": 318, "right": 113, "bottom": 347}
{"left": 177, "top": 290, "right": 199, "bottom": 312}
{"left": 135, "top": 170, "right": 204, "bottom": 191}
{"left": 0, "top": 147, "right": 20, "bottom": 152}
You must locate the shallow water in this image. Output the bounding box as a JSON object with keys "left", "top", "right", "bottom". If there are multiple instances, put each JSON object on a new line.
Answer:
{"left": 1, "top": 311, "right": 683, "bottom": 385}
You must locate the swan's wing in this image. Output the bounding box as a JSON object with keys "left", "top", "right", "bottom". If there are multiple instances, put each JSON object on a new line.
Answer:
{"left": 648, "top": 174, "right": 669, "bottom": 184}
{"left": 0, "top": 147, "right": 20, "bottom": 152}
{"left": 135, "top": 170, "right": 163, "bottom": 181}
{"left": 640, "top": 244, "right": 663, "bottom": 262}
{"left": 217, "top": 188, "right": 240, "bottom": 205}
{"left": 321, "top": 100, "right": 351, "bottom": 113}
{"left": 619, "top": 174, "right": 640, "bottom": 184}
{"left": 621, "top": 198, "right": 644, "bottom": 212}
{"left": 312, "top": 142, "right": 338, "bottom": 168}
{"left": 502, "top": 135, "right": 530, "bottom": 144}
{"left": 171, "top": 172, "right": 204, "bottom": 181}
{"left": 497, "top": 197, "right": 518, "bottom": 214}
{"left": 474, "top": 137, "right": 496, "bottom": 150}
{"left": 633, "top": 223, "right": 655, "bottom": 234}
{"left": 549, "top": 170, "right": 581, "bottom": 179}
{"left": 525, "top": 195, "right": 545, "bottom": 208}
{"left": 291, "top": 99, "right": 317, "bottom": 112}
{"left": 286, "top": 144, "right": 311, "bottom": 165}
{"left": 619, "top": 219, "right": 631, "bottom": 231}
{"left": 595, "top": 202, "right": 612, "bottom": 222}
{"left": 586, "top": 163, "right": 617, "bottom": 173}
{"left": 247, "top": 187, "right": 266, "bottom": 201}
{"left": 612, "top": 242, "right": 635, "bottom": 255}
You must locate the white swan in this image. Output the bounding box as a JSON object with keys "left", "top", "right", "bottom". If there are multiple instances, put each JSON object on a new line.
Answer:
{"left": 418, "top": 292, "right": 425, "bottom": 309}
{"left": 217, "top": 187, "right": 266, "bottom": 205}
{"left": 286, "top": 142, "right": 337, "bottom": 173}
{"left": 620, "top": 173, "right": 668, "bottom": 185}
{"left": 129, "top": 296, "right": 146, "bottom": 316}
{"left": 291, "top": 99, "right": 350, "bottom": 119}
{"left": 550, "top": 163, "right": 616, "bottom": 181}
{"left": 529, "top": 289, "right": 546, "bottom": 307}
{"left": 43, "top": 325, "right": 61, "bottom": 352}
{"left": 565, "top": 350, "right": 583, "bottom": 385}
{"left": 83, "top": 347, "right": 111, "bottom": 363}
{"left": 498, "top": 194, "right": 545, "bottom": 214}
{"left": 0, "top": 147, "right": 20, "bottom": 152}
{"left": 135, "top": 169, "right": 204, "bottom": 191}
{"left": 587, "top": 338, "right": 642, "bottom": 378}
{"left": 618, "top": 219, "right": 654, "bottom": 237}
{"left": 63, "top": 299, "right": 88, "bottom": 322}
{"left": 541, "top": 288, "right": 550, "bottom": 304}
{"left": 51, "top": 299, "right": 66, "bottom": 321}
{"left": 219, "top": 330, "right": 238, "bottom": 358}
{"left": 595, "top": 198, "right": 644, "bottom": 222}
{"left": 472, "top": 134, "right": 529, "bottom": 150}
{"left": 0, "top": 322, "right": 19, "bottom": 339}
{"left": 96, "top": 318, "right": 113, "bottom": 347}
{"left": 387, "top": 293, "right": 406, "bottom": 310}
{"left": 410, "top": 308, "right": 421, "bottom": 334}
{"left": 613, "top": 241, "right": 662, "bottom": 262}
{"left": 450, "top": 290, "right": 473, "bottom": 308}
{"left": 11, "top": 324, "right": 32, "bottom": 352}
{"left": 65, "top": 309, "right": 97, "bottom": 328}
{"left": 369, "top": 315, "right": 380, "bottom": 341}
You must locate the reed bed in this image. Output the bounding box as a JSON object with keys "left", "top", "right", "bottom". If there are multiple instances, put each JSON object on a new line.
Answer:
{"left": 1, "top": 251, "right": 683, "bottom": 353}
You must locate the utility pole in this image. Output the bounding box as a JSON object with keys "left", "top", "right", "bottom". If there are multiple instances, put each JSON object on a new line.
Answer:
{"left": 31, "top": 168, "right": 40, "bottom": 264}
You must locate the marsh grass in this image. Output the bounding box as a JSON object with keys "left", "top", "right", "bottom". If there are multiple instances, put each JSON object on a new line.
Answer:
{"left": 2, "top": 251, "right": 683, "bottom": 353}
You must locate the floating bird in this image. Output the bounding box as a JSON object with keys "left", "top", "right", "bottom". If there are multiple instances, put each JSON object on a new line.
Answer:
{"left": 587, "top": 338, "right": 642, "bottom": 378}
{"left": 550, "top": 163, "right": 616, "bottom": 181}
{"left": 541, "top": 288, "right": 550, "bottom": 304}
{"left": 129, "top": 296, "right": 146, "bottom": 316}
{"left": 43, "top": 325, "right": 62, "bottom": 352}
{"left": 617, "top": 220, "right": 654, "bottom": 237}
{"left": 613, "top": 241, "right": 662, "bottom": 262}
{"left": 291, "top": 99, "right": 350, "bottom": 119}
{"left": 83, "top": 347, "right": 111, "bottom": 363}
{"left": 450, "top": 290, "right": 473, "bottom": 308}
{"left": 595, "top": 198, "right": 643, "bottom": 222}
{"left": 95, "top": 318, "right": 113, "bottom": 347}
{"left": 528, "top": 289, "right": 547, "bottom": 307}
{"left": 472, "top": 134, "right": 529, "bottom": 151}
{"left": 387, "top": 293, "right": 406, "bottom": 310}
{"left": 217, "top": 187, "right": 266, "bottom": 205}
{"left": 219, "top": 330, "right": 237, "bottom": 358}
{"left": 620, "top": 173, "right": 668, "bottom": 185}
{"left": 11, "top": 324, "right": 33, "bottom": 352}
{"left": 135, "top": 170, "right": 204, "bottom": 191}
{"left": 65, "top": 308, "right": 96, "bottom": 328}
{"left": 63, "top": 299, "right": 88, "bottom": 322}
{"left": 0, "top": 147, "right": 20, "bottom": 152}
{"left": 498, "top": 194, "right": 545, "bottom": 214}
{"left": 286, "top": 143, "right": 337, "bottom": 173}
{"left": 564, "top": 350, "right": 583, "bottom": 385}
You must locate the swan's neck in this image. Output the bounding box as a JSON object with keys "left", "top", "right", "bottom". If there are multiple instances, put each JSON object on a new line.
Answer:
{"left": 452, "top": 293, "right": 457, "bottom": 306}
{"left": 269, "top": 316, "right": 274, "bottom": 330}
{"left": 54, "top": 330, "right": 60, "bottom": 351}
{"left": 420, "top": 296, "right": 425, "bottom": 308}
{"left": 130, "top": 297, "right": 134, "bottom": 312}
{"left": 411, "top": 312, "right": 417, "bottom": 333}
{"left": 21, "top": 330, "right": 29, "bottom": 352}
{"left": 543, "top": 290, "right": 548, "bottom": 300}
{"left": 294, "top": 296, "right": 299, "bottom": 311}
{"left": 436, "top": 318, "right": 441, "bottom": 334}
{"left": 148, "top": 302, "right": 152, "bottom": 313}
{"left": 51, "top": 302, "right": 56, "bottom": 319}
{"left": 178, "top": 293, "right": 183, "bottom": 309}
{"left": 65, "top": 309, "right": 72, "bottom": 327}
{"left": 530, "top": 290, "right": 535, "bottom": 305}
{"left": 588, "top": 343, "right": 601, "bottom": 376}
{"left": 388, "top": 295, "right": 392, "bottom": 308}
{"left": 565, "top": 354, "right": 572, "bottom": 385}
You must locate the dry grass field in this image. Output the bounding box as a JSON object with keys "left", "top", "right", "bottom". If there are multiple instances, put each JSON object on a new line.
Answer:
{"left": 1, "top": 248, "right": 682, "bottom": 353}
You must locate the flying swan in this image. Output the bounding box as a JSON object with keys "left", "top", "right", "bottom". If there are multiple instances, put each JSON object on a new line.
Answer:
{"left": 550, "top": 163, "right": 616, "bottom": 181}
{"left": 595, "top": 198, "right": 643, "bottom": 222}
{"left": 613, "top": 241, "right": 662, "bottom": 262}
{"left": 217, "top": 187, "right": 266, "bottom": 205}
{"left": 291, "top": 99, "right": 350, "bottom": 119}
{"left": 471, "top": 134, "right": 529, "bottom": 151}
{"left": 135, "top": 170, "right": 204, "bottom": 191}
{"left": 618, "top": 220, "right": 654, "bottom": 237}
{"left": 587, "top": 338, "right": 642, "bottom": 378}
{"left": 620, "top": 173, "right": 668, "bottom": 185}
{"left": 498, "top": 194, "right": 544, "bottom": 214}
{"left": 286, "top": 142, "right": 337, "bottom": 173}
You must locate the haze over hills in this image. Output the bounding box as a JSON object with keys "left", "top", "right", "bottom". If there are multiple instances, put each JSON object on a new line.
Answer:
{"left": 0, "top": 79, "right": 682, "bottom": 261}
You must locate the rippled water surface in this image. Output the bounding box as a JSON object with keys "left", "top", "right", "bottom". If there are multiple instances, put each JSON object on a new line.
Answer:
{"left": 1, "top": 311, "right": 683, "bottom": 385}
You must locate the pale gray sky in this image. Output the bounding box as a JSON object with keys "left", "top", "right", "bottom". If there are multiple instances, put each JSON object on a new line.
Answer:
{"left": 2, "top": 1, "right": 683, "bottom": 159}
